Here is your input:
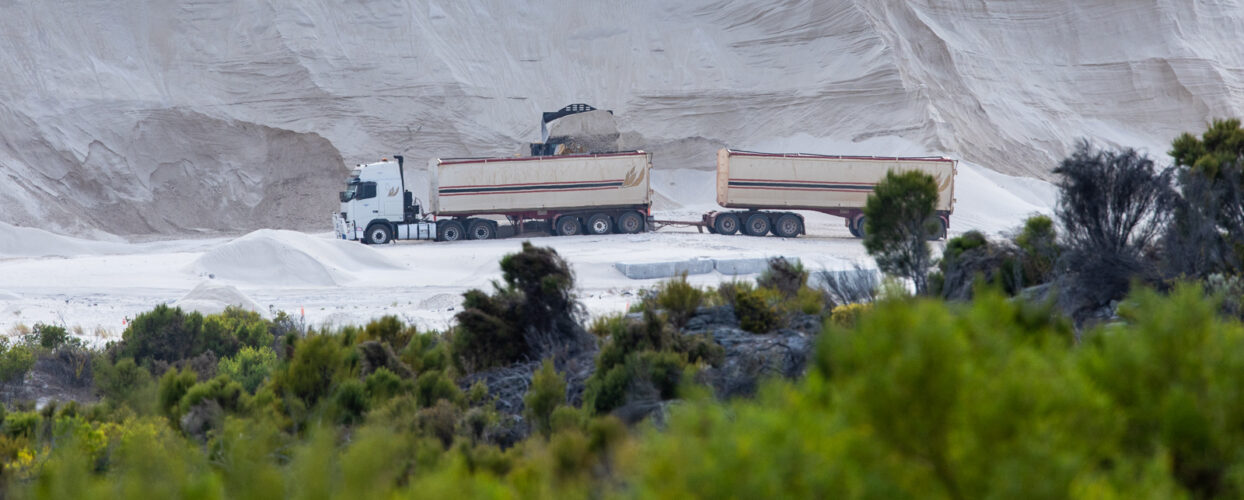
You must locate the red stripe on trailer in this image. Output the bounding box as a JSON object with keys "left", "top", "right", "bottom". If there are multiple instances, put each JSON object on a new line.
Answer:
{"left": 729, "top": 186, "right": 875, "bottom": 193}
{"left": 438, "top": 151, "right": 648, "bottom": 166}
{"left": 730, "top": 178, "right": 878, "bottom": 186}
{"left": 440, "top": 178, "right": 625, "bottom": 189}
{"left": 726, "top": 149, "right": 954, "bottom": 162}
{"left": 438, "top": 186, "right": 622, "bottom": 196}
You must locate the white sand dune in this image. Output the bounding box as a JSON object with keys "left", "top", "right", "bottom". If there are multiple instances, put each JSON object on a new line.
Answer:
{"left": 174, "top": 281, "right": 266, "bottom": 317}
{"left": 189, "top": 229, "right": 403, "bottom": 287}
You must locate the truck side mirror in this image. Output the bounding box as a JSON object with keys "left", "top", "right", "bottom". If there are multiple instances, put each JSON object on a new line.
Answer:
{"left": 339, "top": 191, "right": 350, "bottom": 202}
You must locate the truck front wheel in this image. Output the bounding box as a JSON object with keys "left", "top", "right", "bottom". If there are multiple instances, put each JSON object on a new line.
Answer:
{"left": 437, "top": 220, "right": 465, "bottom": 242}
{"left": 365, "top": 223, "right": 393, "bottom": 245}
{"left": 616, "top": 211, "right": 645, "bottom": 234}
{"left": 743, "top": 213, "right": 770, "bottom": 236}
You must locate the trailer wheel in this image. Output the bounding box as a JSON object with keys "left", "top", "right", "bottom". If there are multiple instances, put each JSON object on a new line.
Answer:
{"left": 847, "top": 222, "right": 860, "bottom": 238}
{"left": 743, "top": 213, "right": 770, "bottom": 236}
{"left": 926, "top": 216, "right": 948, "bottom": 241}
{"left": 586, "top": 213, "right": 612, "bottom": 235}
{"left": 616, "top": 211, "right": 644, "bottom": 234}
{"left": 437, "top": 220, "right": 465, "bottom": 242}
{"left": 853, "top": 216, "right": 867, "bottom": 239}
{"left": 713, "top": 213, "right": 740, "bottom": 235}
{"left": 365, "top": 223, "right": 392, "bottom": 245}
{"left": 467, "top": 219, "right": 495, "bottom": 240}
{"left": 772, "top": 213, "right": 802, "bottom": 238}
{"left": 555, "top": 216, "right": 582, "bottom": 236}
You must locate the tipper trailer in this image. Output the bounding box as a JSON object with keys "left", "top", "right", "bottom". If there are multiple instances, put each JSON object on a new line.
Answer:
{"left": 664, "top": 149, "right": 957, "bottom": 239}
{"left": 334, "top": 151, "right": 653, "bottom": 244}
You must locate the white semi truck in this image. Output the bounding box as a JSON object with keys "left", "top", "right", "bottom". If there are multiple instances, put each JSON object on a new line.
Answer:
{"left": 334, "top": 152, "right": 653, "bottom": 244}
{"left": 678, "top": 149, "right": 957, "bottom": 239}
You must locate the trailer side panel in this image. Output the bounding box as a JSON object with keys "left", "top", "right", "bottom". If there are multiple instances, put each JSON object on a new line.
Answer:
{"left": 430, "top": 152, "right": 652, "bottom": 216}
{"left": 717, "top": 150, "right": 956, "bottom": 213}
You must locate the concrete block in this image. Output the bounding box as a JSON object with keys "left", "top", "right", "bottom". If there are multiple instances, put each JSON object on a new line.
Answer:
{"left": 713, "top": 257, "right": 802, "bottom": 275}
{"left": 614, "top": 258, "right": 714, "bottom": 279}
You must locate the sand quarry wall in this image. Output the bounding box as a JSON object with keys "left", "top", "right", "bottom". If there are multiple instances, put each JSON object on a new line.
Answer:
{"left": 0, "top": 0, "right": 1241, "bottom": 236}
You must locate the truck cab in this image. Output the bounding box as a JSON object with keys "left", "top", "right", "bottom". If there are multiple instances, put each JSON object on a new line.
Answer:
{"left": 335, "top": 157, "right": 429, "bottom": 243}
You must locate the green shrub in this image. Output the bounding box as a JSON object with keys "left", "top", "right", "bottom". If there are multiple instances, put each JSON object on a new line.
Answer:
{"left": 332, "top": 379, "right": 369, "bottom": 426}
{"left": 653, "top": 273, "right": 705, "bottom": 329}
{"left": 829, "top": 303, "right": 872, "bottom": 328}
{"left": 524, "top": 359, "right": 567, "bottom": 437}
{"left": 638, "top": 351, "right": 683, "bottom": 400}
{"left": 0, "top": 339, "right": 35, "bottom": 383}
{"left": 94, "top": 357, "right": 155, "bottom": 413}
{"left": 451, "top": 242, "right": 587, "bottom": 373}
{"left": 218, "top": 346, "right": 278, "bottom": 393}
{"left": 120, "top": 305, "right": 205, "bottom": 365}
{"left": 589, "top": 313, "right": 628, "bottom": 339}
{"left": 1013, "top": 215, "right": 1060, "bottom": 284}
{"left": 180, "top": 375, "right": 245, "bottom": 414}
{"left": 758, "top": 257, "right": 808, "bottom": 298}
{"left": 734, "top": 288, "right": 779, "bottom": 333}
{"left": 275, "top": 334, "right": 346, "bottom": 407}
{"left": 157, "top": 367, "right": 198, "bottom": 421}
{"left": 415, "top": 370, "right": 462, "bottom": 408}
{"left": 32, "top": 323, "right": 72, "bottom": 350}
{"left": 451, "top": 290, "right": 528, "bottom": 373}
{"left": 364, "top": 367, "right": 410, "bottom": 406}
{"left": 361, "top": 315, "right": 415, "bottom": 351}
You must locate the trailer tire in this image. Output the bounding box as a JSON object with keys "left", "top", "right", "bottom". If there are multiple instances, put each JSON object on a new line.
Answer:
{"left": 437, "top": 220, "right": 465, "bottom": 242}
{"left": 853, "top": 216, "right": 867, "bottom": 239}
{"left": 743, "top": 213, "right": 770, "bottom": 236}
{"left": 555, "top": 216, "right": 582, "bottom": 236}
{"left": 772, "top": 213, "right": 802, "bottom": 238}
{"left": 713, "top": 213, "right": 740, "bottom": 235}
{"left": 927, "top": 216, "right": 948, "bottom": 241}
{"left": 586, "top": 213, "right": 612, "bottom": 235}
{"left": 847, "top": 222, "right": 860, "bottom": 238}
{"left": 365, "top": 223, "right": 392, "bottom": 245}
{"left": 467, "top": 219, "right": 495, "bottom": 240}
{"left": 616, "top": 211, "right": 644, "bottom": 234}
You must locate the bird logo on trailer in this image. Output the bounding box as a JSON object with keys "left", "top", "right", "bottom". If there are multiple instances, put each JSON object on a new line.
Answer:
{"left": 622, "top": 167, "right": 645, "bottom": 188}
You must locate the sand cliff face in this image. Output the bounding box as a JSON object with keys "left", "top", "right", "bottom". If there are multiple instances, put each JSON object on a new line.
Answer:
{"left": 1, "top": 0, "right": 1240, "bottom": 235}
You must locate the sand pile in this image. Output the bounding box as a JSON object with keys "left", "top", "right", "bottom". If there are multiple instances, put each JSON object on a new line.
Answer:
{"left": 189, "top": 230, "right": 403, "bottom": 287}
{"left": 174, "top": 281, "right": 266, "bottom": 317}
{"left": 0, "top": 221, "right": 130, "bottom": 258}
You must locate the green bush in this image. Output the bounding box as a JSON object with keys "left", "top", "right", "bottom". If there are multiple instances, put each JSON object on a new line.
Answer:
{"left": 589, "top": 313, "right": 628, "bottom": 339}
{"left": 332, "top": 380, "right": 369, "bottom": 426}
{"left": 524, "top": 359, "right": 567, "bottom": 437}
{"left": 653, "top": 273, "right": 705, "bottom": 329}
{"left": 180, "top": 375, "right": 245, "bottom": 414}
{"left": 32, "top": 323, "right": 72, "bottom": 350}
{"left": 0, "top": 339, "right": 35, "bottom": 384}
{"left": 363, "top": 367, "right": 409, "bottom": 406}
{"left": 361, "top": 315, "right": 415, "bottom": 351}
{"left": 414, "top": 370, "right": 462, "bottom": 408}
{"left": 1013, "top": 215, "right": 1060, "bottom": 284}
{"left": 94, "top": 357, "right": 156, "bottom": 414}
{"left": 157, "top": 367, "right": 197, "bottom": 421}
{"left": 217, "top": 346, "right": 278, "bottom": 393}
{"left": 451, "top": 242, "right": 587, "bottom": 373}
{"left": 734, "top": 287, "right": 779, "bottom": 333}
{"left": 757, "top": 257, "right": 808, "bottom": 298}
{"left": 275, "top": 334, "right": 346, "bottom": 407}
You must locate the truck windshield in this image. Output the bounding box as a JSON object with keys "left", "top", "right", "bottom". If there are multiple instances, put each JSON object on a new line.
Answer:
{"left": 340, "top": 179, "right": 360, "bottom": 202}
